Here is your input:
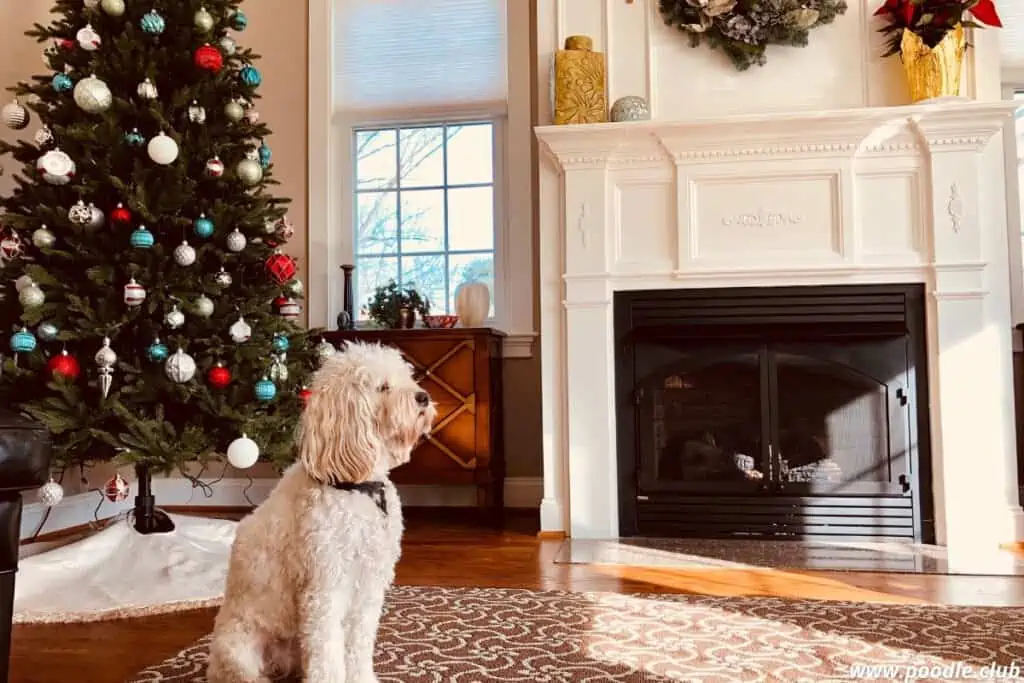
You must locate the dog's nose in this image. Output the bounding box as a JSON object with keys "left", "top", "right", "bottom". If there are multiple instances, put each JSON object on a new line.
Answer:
{"left": 415, "top": 391, "right": 430, "bottom": 407}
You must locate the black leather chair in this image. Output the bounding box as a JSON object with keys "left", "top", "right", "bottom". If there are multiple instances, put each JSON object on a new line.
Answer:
{"left": 0, "top": 410, "right": 51, "bottom": 683}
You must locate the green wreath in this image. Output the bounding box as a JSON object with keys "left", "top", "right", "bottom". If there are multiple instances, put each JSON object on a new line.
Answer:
{"left": 658, "top": 0, "right": 848, "bottom": 71}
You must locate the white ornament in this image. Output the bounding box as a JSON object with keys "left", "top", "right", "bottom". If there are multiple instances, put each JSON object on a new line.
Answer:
{"left": 229, "top": 316, "right": 251, "bottom": 343}
{"left": 73, "top": 75, "right": 112, "bottom": 114}
{"left": 193, "top": 295, "right": 215, "bottom": 317}
{"left": 37, "top": 149, "right": 76, "bottom": 185}
{"left": 454, "top": 281, "right": 491, "bottom": 327}
{"left": 15, "top": 275, "right": 34, "bottom": 293}
{"left": 219, "top": 36, "right": 237, "bottom": 55}
{"left": 205, "top": 156, "right": 225, "bottom": 177}
{"left": 173, "top": 241, "right": 196, "bottom": 266}
{"left": 86, "top": 203, "right": 104, "bottom": 230}
{"left": 236, "top": 158, "right": 263, "bottom": 186}
{"left": 94, "top": 336, "right": 117, "bottom": 399}
{"left": 226, "top": 434, "right": 259, "bottom": 469}
{"left": 165, "top": 348, "right": 196, "bottom": 383}
{"left": 224, "top": 100, "right": 245, "bottom": 122}
{"left": 188, "top": 101, "right": 207, "bottom": 124}
{"left": 286, "top": 278, "right": 304, "bottom": 297}
{"left": 34, "top": 126, "right": 54, "bottom": 147}
{"left": 194, "top": 7, "right": 215, "bottom": 32}
{"left": 147, "top": 131, "right": 179, "bottom": 165}
{"left": 263, "top": 218, "right": 277, "bottom": 235}
{"left": 2, "top": 100, "right": 30, "bottom": 130}
{"left": 76, "top": 24, "right": 102, "bottom": 51}
{"left": 100, "top": 0, "right": 125, "bottom": 17}
{"left": 316, "top": 339, "right": 336, "bottom": 362}
{"left": 19, "top": 284, "right": 44, "bottom": 309}
{"left": 137, "top": 78, "right": 158, "bottom": 100}
{"left": 68, "top": 200, "right": 92, "bottom": 225}
{"left": 123, "top": 277, "right": 146, "bottom": 306}
{"left": 277, "top": 297, "right": 301, "bottom": 320}
{"left": 214, "top": 267, "right": 232, "bottom": 287}
{"left": 37, "top": 479, "right": 64, "bottom": 507}
{"left": 226, "top": 228, "right": 247, "bottom": 252}
{"left": 32, "top": 226, "right": 56, "bottom": 249}
{"left": 165, "top": 305, "right": 185, "bottom": 330}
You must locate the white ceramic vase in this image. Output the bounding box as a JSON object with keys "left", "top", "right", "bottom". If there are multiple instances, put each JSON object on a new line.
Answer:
{"left": 455, "top": 281, "right": 490, "bottom": 328}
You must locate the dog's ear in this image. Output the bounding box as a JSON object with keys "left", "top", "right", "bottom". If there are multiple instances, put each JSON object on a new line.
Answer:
{"left": 298, "top": 364, "right": 378, "bottom": 484}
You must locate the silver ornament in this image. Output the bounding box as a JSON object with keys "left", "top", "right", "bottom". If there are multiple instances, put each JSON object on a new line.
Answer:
{"left": 226, "top": 228, "right": 247, "bottom": 252}
{"left": 15, "top": 275, "right": 34, "bottom": 293}
{"left": 76, "top": 24, "right": 102, "bottom": 51}
{"left": 34, "top": 126, "right": 54, "bottom": 147}
{"left": 285, "top": 279, "right": 304, "bottom": 297}
{"left": 188, "top": 101, "right": 207, "bottom": 124}
{"left": 86, "top": 203, "right": 104, "bottom": 230}
{"left": 214, "top": 267, "right": 232, "bottom": 287}
{"left": 32, "top": 226, "right": 56, "bottom": 249}
{"left": 73, "top": 75, "right": 112, "bottom": 114}
{"left": 316, "top": 339, "right": 336, "bottom": 362}
{"left": 147, "top": 131, "right": 179, "bottom": 165}
{"left": 38, "top": 479, "right": 64, "bottom": 507}
{"left": 236, "top": 158, "right": 263, "bottom": 186}
{"left": 36, "top": 149, "right": 76, "bottom": 185}
{"left": 165, "top": 305, "right": 185, "bottom": 330}
{"left": 2, "top": 100, "right": 30, "bottom": 130}
{"left": 219, "top": 36, "right": 236, "bottom": 55}
{"left": 263, "top": 218, "right": 277, "bottom": 235}
{"left": 137, "top": 78, "right": 158, "bottom": 100}
{"left": 37, "top": 322, "right": 58, "bottom": 341}
{"left": 194, "top": 7, "right": 215, "bottom": 32}
{"left": 229, "top": 316, "right": 251, "bottom": 343}
{"left": 224, "top": 100, "right": 245, "bottom": 123}
{"left": 173, "top": 241, "right": 196, "bottom": 267}
{"left": 100, "top": 0, "right": 125, "bottom": 16}
{"left": 165, "top": 348, "right": 196, "bottom": 383}
{"left": 94, "top": 336, "right": 117, "bottom": 399}
{"left": 68, "top": 200, "right": 92, "bottom": 225}
{"left": 193, "top": 295, "right": 215, "bottom": 318}
{"left": 19, "top": 284, "right": 44, "bottom": 309}
{"left": 269, "top": 353, "right": 289, "bottom": 382}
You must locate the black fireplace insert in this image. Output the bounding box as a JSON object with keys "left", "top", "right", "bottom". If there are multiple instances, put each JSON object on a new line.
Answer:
{"left": 614, "top": 284, "right": 933, "bottom": 542}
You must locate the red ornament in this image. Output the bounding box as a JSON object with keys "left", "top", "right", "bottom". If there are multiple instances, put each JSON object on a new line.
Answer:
{"left": 208, "top": 363, "right": 232, "bottom": 389}
{"left": 265, "top": 251, "right": 297, "bottom": 285}
{"left": 298, "top": 386, "right": 312, "bottom": 406}
{"left": 194, "top": 44, "right": 224, "bottom": 73}
{"left": 48, "top": 350, "right": 81, "bottom": 380}
{"left": 58, "top": 39, "right": 75, "bottom": 51}
{"left": 103, "top": 473, "right": 130, "bottom": 502}
{"left": 110, "top": 203, "right": 132, "bottom": 226}
{"left": 274, "top": 296, "right": 302, "bottom": 320}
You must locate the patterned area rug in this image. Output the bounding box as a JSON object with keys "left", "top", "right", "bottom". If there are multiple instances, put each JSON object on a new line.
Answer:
{"left": 130, "top": 586, "right": 1024, "bottom": 682}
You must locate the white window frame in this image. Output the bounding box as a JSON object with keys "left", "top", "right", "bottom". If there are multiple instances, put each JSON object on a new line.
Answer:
{"left": 307, "top": 0, "right": 535, "bottom": 358}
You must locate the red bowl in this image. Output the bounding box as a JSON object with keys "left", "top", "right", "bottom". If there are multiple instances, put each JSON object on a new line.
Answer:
{"left": 423, "top": 315, "right": 459, "bottom": 329}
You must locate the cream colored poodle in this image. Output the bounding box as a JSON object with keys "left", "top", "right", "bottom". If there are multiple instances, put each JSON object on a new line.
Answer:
{"left": 207, "top": 341, "right": 436, "bottom": 683}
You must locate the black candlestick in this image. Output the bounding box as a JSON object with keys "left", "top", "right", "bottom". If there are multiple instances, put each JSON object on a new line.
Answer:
{"left": 337, "top": 264, "right": 356, "bottom": 330}
{"left": 133, "top": 462, "right": 175, "bottom": 534}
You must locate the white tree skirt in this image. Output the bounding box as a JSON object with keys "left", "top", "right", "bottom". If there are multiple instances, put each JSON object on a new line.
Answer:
{"left": 14, "top": 514, "right": 236, "bottom": 624}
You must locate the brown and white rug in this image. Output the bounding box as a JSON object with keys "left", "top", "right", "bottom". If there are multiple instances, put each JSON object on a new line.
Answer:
{"left": 130, "top": 586, "right": 1024, "bottom": 682}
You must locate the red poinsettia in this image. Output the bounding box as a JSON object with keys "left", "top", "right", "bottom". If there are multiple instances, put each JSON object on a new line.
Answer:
{"left": 875, "top": 0, "right": 1002, "bottom": 57}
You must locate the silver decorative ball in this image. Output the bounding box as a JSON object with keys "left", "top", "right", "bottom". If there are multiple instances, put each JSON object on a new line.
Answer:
{"left": 68, "top": 200, "right": 92, "bottom": 225}
{"left": 316, "top": 339, "right": 336, "bottom": 361}
{"left": 188, "top": 102, "right": 207, "bottom": 124}
{"left": 224, "top": 100, "right": 245, "bottom": 122}
{"left": 94, "top": 337, "right": 117, "bottom": 367}
{"left": 2, "top": 100, "right": 30, "bottom": 130}
{"left": 173, "top": 241, "right": 197, "bottom": 267}
{"left": 214, "top": 268, "right": 233, "bottom": 287}
{"left": 219, "top": 36, "right": 236, "bottom": 55}
{"left": 610, "top": 96, "right": 651, "bottom": 123}
{"left": 285, "top": 278, "right": 303, "bottom": 297}
{"left": 37, "top": 322, "right": 59, "bottom": 341}
{"left": 235, "top": 158, "right": 263, "bottom": 187}
{"left": 32, "top": 226, "right": 56, "bottom": 249}
{"left": 73, "top": 75, "right": 113, "bottom": 114}
{"left": 165, "top": 348, "right": 196, "bottom": 383}
{"left": 19, "top": 284, "right": 44, "bottom": 309}
{"left": 38, "top": 480, "right": 64, "bottom": 507}
{"left": 165, "top": 305, "right": 186, "bottom": 330}
{"left": 100, "top": 0, "right": 125, "bottom": 17}
{"left": 87, "top": 203, "right": 104, "bottom": 230}
{"left": 226, "top": 229, "right": 247, "bottom": 253}
{"left": 193, "top": 295, "right": 215, "bottom": 318}
{"left": 34, "top": 126, "right": 54, "bottom": 147}
{"left": 194, "top": 7, "right": 215, "bottom": 32}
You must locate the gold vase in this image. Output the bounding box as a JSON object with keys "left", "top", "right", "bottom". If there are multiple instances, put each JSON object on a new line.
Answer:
{"left": 900, "top": 24, "right": 966, "bottom": 103}
{"left": 553, "top": 35, "right": 607, "bottom": 125}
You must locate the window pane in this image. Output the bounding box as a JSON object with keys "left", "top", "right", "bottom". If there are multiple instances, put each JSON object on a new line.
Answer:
{"left": 399, "top": 127, "right": 445, "bottom": 188}
{"left": 356, "top": 192, "right": 398, "bottom": 255}
{"left": 401, "top": 254, "right": 447, "bottom": 315}
{"left": 447, "top": 124, "right": 493, "bottom": 186}
{"left": 356, "top": 256, "right": 399, "bottom": 320}
{"left": 449, "top": 252, "right": 495, "bottom": 317}
{"left": 448, "top": 187, "right": 494, "bottom": 252}
{"left": 400, "top": 189, "right": 445, "bottom": 253}
{"left": 355, "top": 129, "right": 397, "bottom": 190}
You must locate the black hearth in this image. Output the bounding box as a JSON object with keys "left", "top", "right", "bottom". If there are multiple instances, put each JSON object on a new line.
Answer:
{"left": 614, "top": 284, "right": 934, "bottom": 542}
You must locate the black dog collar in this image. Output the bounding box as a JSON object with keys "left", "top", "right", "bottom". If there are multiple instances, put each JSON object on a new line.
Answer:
{"left": 330, "top": 480, "right": 388, "bottom": 516}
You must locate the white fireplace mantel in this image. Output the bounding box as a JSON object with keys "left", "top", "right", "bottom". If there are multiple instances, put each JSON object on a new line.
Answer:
{"left": 535, "top": 100, "right": 1024, "bottom": 557}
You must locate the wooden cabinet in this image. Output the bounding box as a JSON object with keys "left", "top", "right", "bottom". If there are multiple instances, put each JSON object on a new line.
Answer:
{"left": 323, "top": 328, "right": 505, "bottom": 515}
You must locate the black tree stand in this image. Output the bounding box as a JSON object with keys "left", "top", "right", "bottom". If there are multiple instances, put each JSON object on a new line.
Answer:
{"left": 133, "top": 463, "right": 175, "bottom": 534}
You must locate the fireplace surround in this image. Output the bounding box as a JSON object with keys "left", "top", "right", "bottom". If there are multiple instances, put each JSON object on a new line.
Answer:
{"left": 535, "top": 100, "right": 1024, "bottom": 559}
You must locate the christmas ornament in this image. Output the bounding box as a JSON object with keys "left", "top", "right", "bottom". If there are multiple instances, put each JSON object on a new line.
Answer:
{"left": 165, "top": 348, "right": 196, "bottom": 383}
{"left": 137, "top": 78, "right": 158, "bottom": 100}
{"left": 36, "top": 148, "right": 76, "bottom": 185}
{"left": 274, "top": 216, "right": 294, "bottom": 241}
{"left": 316, "top": 339, "right": 336, "bottom": 362}
{"left": 94, "top": 337, "right": 117, "bottom": 399}
{"left": 275, "top": 296, "right": 301, "bottom": 320}
{"left": 236, "top": 156, "right": 263, "bottom": 186}
{"left": 285, "top": 278, "right": 304, "bottom": 297}
{"left": 73, "top": 75, "right": 112, "bottom": 114}
{"left": 14, "top": 275, "right": 33, "bottom": 293}
{"left": 100, "top": 0, "right": 125, "bottom": 17}
{"left": 193, "top": 295, "right": 215, "bottom": 318}
{"left": 147, "top": 131, "right": 179, "bottom": 165}
{"left": 239, "top": 65, "right": 262, "bottom": 88}
{"left": 298, "top": 386, "right": 312, "bottom": 405}
{"left": 229, "top": 316, "right": 252, "bottom": 343}
{"left": 258, "top": 141, "right": 271, "bottom": 169}
{"left": 123, "top": 277, "right": 146, "bottom": 306}
{"left": 19, "top": 283, "right": 44, "bottom": 309}
{"left": 37, "top": 479, "right": 64, "bottom": 507}
{"left": 207, "top": 362, "right": 231, "bottom": 389}
{"left": 214, "top": 267, "right": 232, "bottom": 287}
{"left": 173, "top": 241, "right": 196, "bottom": 266}
{"left": 84, "top": 0, "right": 101, "bottom": 9}
{"left": 0, "top": 228, "right": 24, "bottom": 264}
{"left": 229, "top": 10, "right": 249, "bottom": 31}
{"left": 269, "top": 354, "right": 288, "bottom": 382}
{"left": 165, "top": 304, "right": 185, "bottom": 330}
{"left": 226, "top": 228, "right": 247, "bottom": 252}
{"left": 226, "top": 434, "right": 259, "bottom": 469}
{"left": 32, "top": 225, "right": 56, "bottom": 249}
{"left": 271, "top": 333, "right": 290, "bottom": 353}
{"left": 193, "top": 214, "right": 214, "bottom": 239}
{"left": 103, "top": 473, "right": 130, "bottom": 502}
{"left": 51, "top": 72, "right": 73, "bottom": 92}
{"left": 76, "top": 24, "right": 102, "bottom": 51}
{"left": 140, "top": 10, "right": 166, "bottom": 35}
{"left": 188, "top": 101, "right": 207, "bottom": 124}
{"left": 9, "top": 328, "right": 37, "bottom": 354}
{"left": 37, "top": 322, "right": 59, "bottom": 341}
{"left": 2, "top": 99, "right": 29, "bottom": 130}
{"left": 48, "top": 350, "right": 81, "bottom": 380}
{"left": 146, "top": 338, "right": 169, "bottom": 362}
{"left": 86, "top": 203, "right": 105, "bottom": 230}
{"left": 194, "top": 44, "right": 223, "bottom": 73}
{"left": 68, "top": 200, "right": 92, "bottom": 225}
{"left": 265, "top": 251, "right": 297, "bottom": 285}
{"left": 205, "top": 156, "right": 225, "bottom": 178}
{"left": 110, "top": 203, "right": 132, "bottom": 225}
{"left": 219, "top": 36, "right": 237, "bottom": 55}
{"left": 123, "top": 128, "right": 146, "bottom": 146}
{"left": 34, "top": 126, "right": 54, "bottom": 147}
{"left": 194, "top": 7, "right": 215, "bottom": 33}
{"left": 254, "top": 377, "right": 276, "bottom": 402}
{"left": 224, "top": 99, "right": 244, "bottom": 122}
{"left": 263, "top": 218, "right": 277, "bottom": 235}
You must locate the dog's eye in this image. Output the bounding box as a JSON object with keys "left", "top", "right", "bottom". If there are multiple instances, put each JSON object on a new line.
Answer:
{"left": 379, "top": 382, "right": 390, "bottom": 393}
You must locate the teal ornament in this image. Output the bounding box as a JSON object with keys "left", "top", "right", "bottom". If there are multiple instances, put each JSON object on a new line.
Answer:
{"left": 10, "top": 328, "right": 37, "bottom": 354}
{"left": 140, "top": 10, "right": 166, "bottom": 35}
{"left": 254, "top": 377, "right": 276, "bottom": 402}
{"left": 124, "top": 128, "right": 145, "bottom": 147}
{"left": 193, "top": 214, "right": 215, "bottom": 239}
{"left": 271, "top": 334, "right": 289, "bottom": 353}
{"left": 229, "top": 10, "right": 248, "bottom": 30}
{"left": 130, "top": 225, "right": 155, "bottom": 249}
{"left": 258, "top": 142, "right": 271, "bottom": 169}
{"left": 37, "top": 322, "right": 59, "bottom": 342}
{"left": 52, "top": 73, "right": 73, "bottom": 93}
{"left": 239, "top": 66, "right": 261, "bottom": 88}
{"left": 146, "top": 339, "right": 169, "bottom": 362}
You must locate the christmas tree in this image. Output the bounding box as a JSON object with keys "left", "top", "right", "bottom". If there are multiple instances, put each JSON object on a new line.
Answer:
{"left": 0, "top": 0, "right": 324, "bottom": 532}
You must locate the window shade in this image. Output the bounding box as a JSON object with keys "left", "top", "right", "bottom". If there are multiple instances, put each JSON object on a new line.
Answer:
{"left": 1001, "top": 4, "right": 1024, "bottom": 71}
{"left": 334, "top": 0, "right": 507, "bottom": 115}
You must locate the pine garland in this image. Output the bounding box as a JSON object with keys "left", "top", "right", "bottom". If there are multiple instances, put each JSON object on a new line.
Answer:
{"left": 658, "top": 0, "right": 848, "bottom": 71}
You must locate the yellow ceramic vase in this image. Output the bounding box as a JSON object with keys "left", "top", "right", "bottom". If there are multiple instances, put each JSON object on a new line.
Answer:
{"left": 900, "top": 24, "right": 966, "bottom": 103}
{"left": 553, "top": 35, "right": 607, "bottom": 125}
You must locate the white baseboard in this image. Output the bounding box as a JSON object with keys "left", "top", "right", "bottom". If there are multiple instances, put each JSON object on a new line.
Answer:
{"left": 20, "top": 476, "right": 543, "bottom": 540}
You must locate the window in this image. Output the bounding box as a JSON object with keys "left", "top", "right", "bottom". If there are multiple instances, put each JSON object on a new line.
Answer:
{"left": 354, "top": 122, "right": 497, "bottom": 318}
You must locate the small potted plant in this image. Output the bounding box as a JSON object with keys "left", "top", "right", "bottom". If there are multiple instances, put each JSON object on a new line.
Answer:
{"left": 365, "top": 280, "right": 430, "bottom": 329}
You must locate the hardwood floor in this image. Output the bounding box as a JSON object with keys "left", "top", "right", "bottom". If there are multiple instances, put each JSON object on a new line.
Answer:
{"left": 11, "top": 511, "right": 1024, "bottom": 683}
